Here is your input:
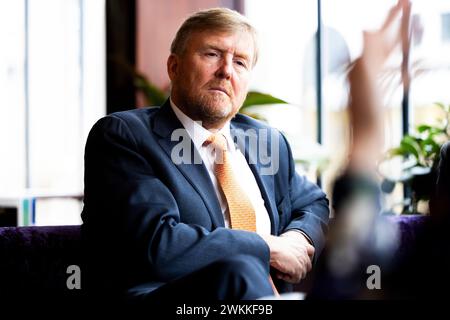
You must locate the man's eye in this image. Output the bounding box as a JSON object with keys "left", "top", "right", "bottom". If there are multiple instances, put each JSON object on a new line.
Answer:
{"left": 234, "top": 60, "right": 247, "bottom": 68}
{"left": 206, "top": 52, "right": 218, "bottom": 57}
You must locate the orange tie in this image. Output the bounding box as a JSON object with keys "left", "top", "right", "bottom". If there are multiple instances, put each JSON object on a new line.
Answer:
{"left": 204, "top": 133, "right": 280, "bottom": 296}
{"left": 204, "top": 133, "right": 256, "bottom": 230}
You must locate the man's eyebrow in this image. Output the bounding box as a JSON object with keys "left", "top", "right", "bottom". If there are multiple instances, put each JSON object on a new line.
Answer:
{"left": 203, "top": 44, "right": 225, "bottom": 52}
{"left": 234, "top": 52, "right": 250, "bottom": 62}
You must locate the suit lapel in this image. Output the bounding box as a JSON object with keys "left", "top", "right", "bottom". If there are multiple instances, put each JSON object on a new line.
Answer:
{"left": 231, "top": 123, "right": 278, "bottom": 234}
{"left": 152, "top": 101, "right": 224, "bottom": 228}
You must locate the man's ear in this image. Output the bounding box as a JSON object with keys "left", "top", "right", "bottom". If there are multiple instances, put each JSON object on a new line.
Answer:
{"left": 167, "top": 54, "right": 179, "bottom": 81}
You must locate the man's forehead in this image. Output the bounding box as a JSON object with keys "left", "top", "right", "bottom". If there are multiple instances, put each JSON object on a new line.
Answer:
{"left": 191, "top": 30, "right": 254, "bottom": 54}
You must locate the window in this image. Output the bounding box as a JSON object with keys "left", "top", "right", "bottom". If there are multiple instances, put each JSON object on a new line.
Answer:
{"left": 412, "top": 2, "right": 450, "bottom": 131}
{"left": 0, "top": 0, "right": 105, "bottom": 226}
{"left": 441, "top": 13, "right": 450, "bottom": 43}
{"left": 245, "top": 0, "right": 450, "bottom": 214}
{"left": 244, "top": 0, "right": 320, "bottom": 182}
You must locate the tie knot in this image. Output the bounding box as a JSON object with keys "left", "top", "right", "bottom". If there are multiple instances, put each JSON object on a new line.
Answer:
{"left": 204, "top": 133, "right": 228, "bottom": 151}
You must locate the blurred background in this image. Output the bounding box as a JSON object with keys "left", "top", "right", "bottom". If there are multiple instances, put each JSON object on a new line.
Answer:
{"left": 1, "top": 0, "right": 450, "bottom": 226}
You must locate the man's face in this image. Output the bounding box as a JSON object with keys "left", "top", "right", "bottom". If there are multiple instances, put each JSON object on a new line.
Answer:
{"left": 168, "top": 30, "right": 254, "bottom": 129}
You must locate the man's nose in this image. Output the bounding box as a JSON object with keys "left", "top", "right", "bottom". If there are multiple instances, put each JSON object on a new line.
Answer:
{"left": 215, "top": 57, "right": 232, "bottom": 80}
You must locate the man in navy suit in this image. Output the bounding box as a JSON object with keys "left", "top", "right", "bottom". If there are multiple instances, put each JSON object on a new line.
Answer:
{"left": 81, "top": 7, "right": 329, "bottom": 303}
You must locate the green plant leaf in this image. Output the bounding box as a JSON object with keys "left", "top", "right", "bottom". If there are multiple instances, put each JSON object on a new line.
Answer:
{"left": 239, "top": 110, "right": 267, "bottom": 121}
{"left": 417, "top": 124, "right": 445, "bottom": 136}
{"left": 400, "top": 135, "right": 422, "bottom": 161}
{"left": 240, "top": 91, "right": 288, "bottom": 110}
{"left": 388, "top": 147, "right": 406, "bottom": 157}
{"left": 417, "top": 124, "right": 432, "bottom": 133}
{"left": 134, "top": 73, "right": 168, "bottom": 106}
{"left": 435, "top": 102, "right": 450, "bottom": 113}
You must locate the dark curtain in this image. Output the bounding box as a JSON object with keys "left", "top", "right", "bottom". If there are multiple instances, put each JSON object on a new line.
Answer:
{"left": 106, "top": 0, "right": 136, "bottom": 114}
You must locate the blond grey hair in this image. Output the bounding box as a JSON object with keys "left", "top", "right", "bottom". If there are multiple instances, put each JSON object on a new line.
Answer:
{"left": 170, "top": 7, "right": 258, "bottom": 67}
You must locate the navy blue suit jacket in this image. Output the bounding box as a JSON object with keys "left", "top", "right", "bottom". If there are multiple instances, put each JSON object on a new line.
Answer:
{"left": 81, "top": 100, "right": 329, "bottom": 295}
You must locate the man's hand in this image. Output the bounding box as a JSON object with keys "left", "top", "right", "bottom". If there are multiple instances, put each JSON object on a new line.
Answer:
{"left": 260, "top": 231, "right": 315, "bottom": 283}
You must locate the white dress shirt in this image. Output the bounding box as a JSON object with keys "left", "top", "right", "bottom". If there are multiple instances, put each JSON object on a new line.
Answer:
{"left": 170, "top": 99, "right": 271, "bottom": 235}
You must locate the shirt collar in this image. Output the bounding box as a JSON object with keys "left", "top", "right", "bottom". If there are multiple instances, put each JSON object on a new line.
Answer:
{"left": 170, "top": 97, "right": 235, "bottom": 151}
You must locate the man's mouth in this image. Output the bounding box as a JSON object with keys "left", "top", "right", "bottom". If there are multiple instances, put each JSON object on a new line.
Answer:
{"left": 209, "top": 87, "right": 230, "bottom": 96}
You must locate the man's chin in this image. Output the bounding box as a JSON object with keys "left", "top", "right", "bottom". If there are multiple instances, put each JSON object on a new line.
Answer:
{"left": 197, "top": 105, "right": 237, "bottom": 126}
{"left": 201, "top": 103, "right": 234, "bottom": 118}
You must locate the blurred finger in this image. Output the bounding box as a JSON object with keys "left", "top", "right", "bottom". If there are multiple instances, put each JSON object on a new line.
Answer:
{"left": 277, "top": 272, "right": 296, "bottom": 283}
{"left": 306, "top": 244, "right": 315, "bottom": 258}
{"left": 380, "top": 0, "right": 403, "bottom": 32}
{"left": 400, "top": 0, "right": 412, "bottom": 54}
{"left": 306, "top": 257, "right": 312, "bottom": 272}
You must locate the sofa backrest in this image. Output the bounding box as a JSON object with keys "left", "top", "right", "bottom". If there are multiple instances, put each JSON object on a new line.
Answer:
{"left": 0, "top": 216, "right": 429, "bottom": 301}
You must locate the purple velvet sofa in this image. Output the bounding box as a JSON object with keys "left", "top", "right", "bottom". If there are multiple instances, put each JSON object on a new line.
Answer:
{"left": 0, "top": 215, "right": 427, "bottom": 302}
{"left": 0, "top": 225, "right": 83, "bottom": 304}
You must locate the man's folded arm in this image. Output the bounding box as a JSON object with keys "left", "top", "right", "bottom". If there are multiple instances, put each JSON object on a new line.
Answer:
{"left": 277, "top": 133, "right": 330, "bottom": 260}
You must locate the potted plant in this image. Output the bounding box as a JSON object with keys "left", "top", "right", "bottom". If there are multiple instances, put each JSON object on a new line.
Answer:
{"left": 380, "top": 102, "right": 450, "bottom": 214}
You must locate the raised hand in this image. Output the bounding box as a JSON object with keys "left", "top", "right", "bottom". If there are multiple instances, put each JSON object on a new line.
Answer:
{"left": 360, "top": 0, "right": 411, "bottom": 72}
{"left": 348, "top": 0, "right": 411, "bottom": 172}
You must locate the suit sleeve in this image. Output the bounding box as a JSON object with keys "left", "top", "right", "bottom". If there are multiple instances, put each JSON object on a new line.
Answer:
{"left": 277, "top": 133, "right": 330, "bottom": 259}
{"left": 82, "top": 116, "right": 270, "bottom": 283}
